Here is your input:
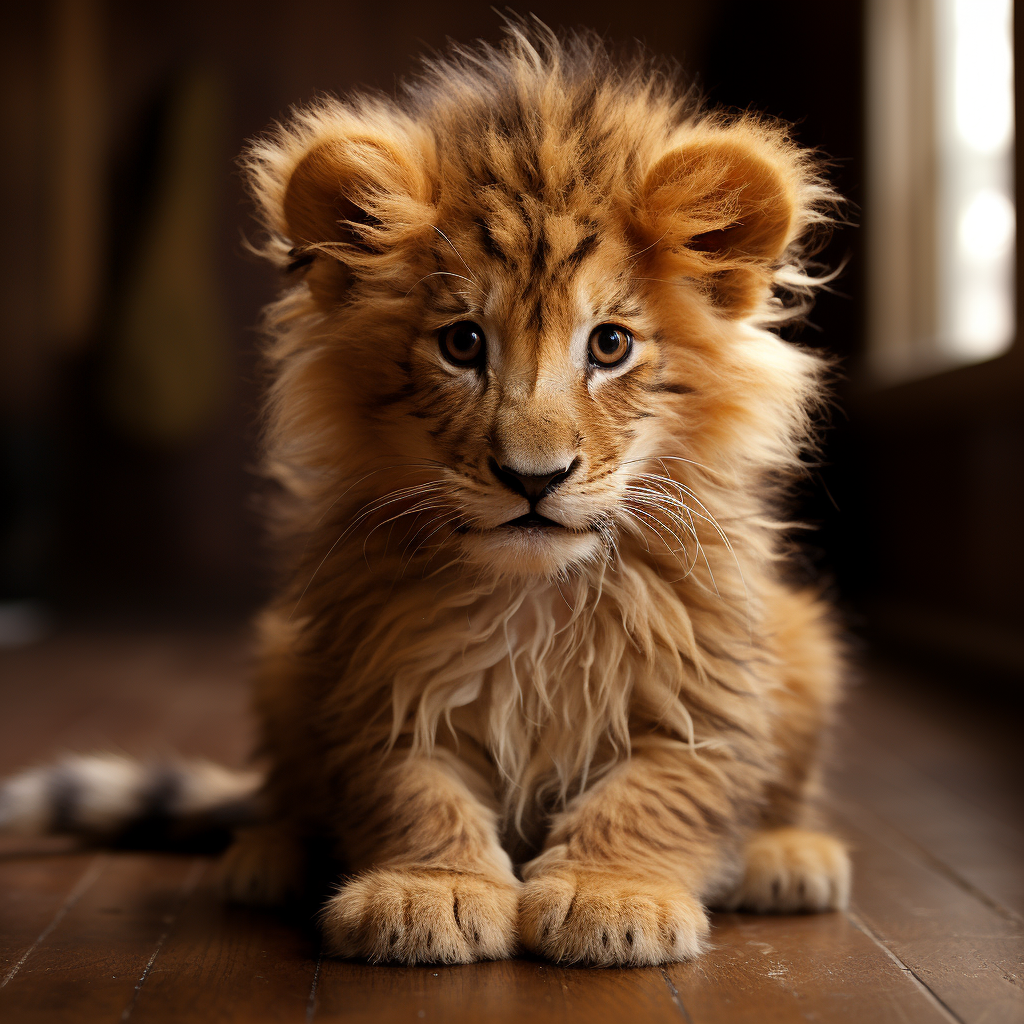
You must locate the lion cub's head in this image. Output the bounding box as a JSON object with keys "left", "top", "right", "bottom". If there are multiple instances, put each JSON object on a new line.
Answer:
{"left": 247, "top": 28, "right": 831, "bottom": 581}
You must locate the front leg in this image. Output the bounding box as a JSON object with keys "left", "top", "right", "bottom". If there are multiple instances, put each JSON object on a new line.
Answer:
{"left": 322, "top": 750, "right": 520, "bottom": 964}
{"left": 520, "top": 740, "right": 751, "bottom": 966}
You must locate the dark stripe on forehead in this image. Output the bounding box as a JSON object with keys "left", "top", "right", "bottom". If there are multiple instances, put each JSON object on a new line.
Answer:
{"left": 530, "top": 295, "right": 545, "bottom": 334}
{"left": 476, "top": 217, "right": 510, "bottom": 265}
{"left": 529, "top": 225, "right": 549, "bottom": 279}
{"left": 512, "top": 192, "right": 533, "bottom": 235}
{"left": 561, "top": 232, "right": 599, "bottom": 272}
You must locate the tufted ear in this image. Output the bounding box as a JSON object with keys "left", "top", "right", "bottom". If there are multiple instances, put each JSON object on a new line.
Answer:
{"left": 637, "top": 123, "right": 809, "bottom": 316}
{"left": 279, "top": 126, "right": 433, "bottom": 305}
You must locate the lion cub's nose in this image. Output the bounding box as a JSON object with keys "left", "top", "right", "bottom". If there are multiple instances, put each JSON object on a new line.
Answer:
{"left": 489, "top": 458, "right": 579, "bottom": 503}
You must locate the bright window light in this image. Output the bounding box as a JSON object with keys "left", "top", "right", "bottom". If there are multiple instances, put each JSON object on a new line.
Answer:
{"left": 937, "top": 0, "right": 1016, "bottom": 362}
{"left": 958, "top": 189, "right": 1015, "bottom": 261}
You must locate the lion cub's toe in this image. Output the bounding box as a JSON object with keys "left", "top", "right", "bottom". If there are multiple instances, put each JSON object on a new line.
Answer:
{"left": 322, "top": 866, "right": 520, "bottom": 964}
{"left": 723, "top": 827, "right": 851, "bottom": 913}
{"left": 519, "top": 866, "right": 709, "bottom": 966}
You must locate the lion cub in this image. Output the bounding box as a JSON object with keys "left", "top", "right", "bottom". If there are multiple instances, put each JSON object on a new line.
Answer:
{"left": 1, "top": 24, "right": 850, "bottom": 966}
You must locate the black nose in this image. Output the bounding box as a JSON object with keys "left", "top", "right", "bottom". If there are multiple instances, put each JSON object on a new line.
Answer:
{"left": 489, "top": 457, "right": 579, "bottom": 502}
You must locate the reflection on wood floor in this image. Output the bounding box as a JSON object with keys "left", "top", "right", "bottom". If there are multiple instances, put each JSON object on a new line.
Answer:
{"left": 0, "top": 632, "right": 1020, "bottom": 1023}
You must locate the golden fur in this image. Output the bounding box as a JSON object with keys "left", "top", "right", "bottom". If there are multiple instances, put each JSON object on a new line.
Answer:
{"left": 224, "top": 23, "right": 849, "bottom": 966}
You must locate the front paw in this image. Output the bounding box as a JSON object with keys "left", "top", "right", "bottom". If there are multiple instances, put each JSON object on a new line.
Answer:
{"left": 519, "top": 866, "right": 709, "bottom": 966}
{"left": 721, "top": 827, "right": 851, "bottom": 912}
{"left": 322, "top": 866, "right": 520, "bottom": 964}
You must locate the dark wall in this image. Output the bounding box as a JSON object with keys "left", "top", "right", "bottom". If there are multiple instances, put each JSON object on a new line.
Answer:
{"left": 1, "top": 1, "right": 867, "bottom": 623}
{"left": 700, "top": 2, "right": 866, "bottom": 609}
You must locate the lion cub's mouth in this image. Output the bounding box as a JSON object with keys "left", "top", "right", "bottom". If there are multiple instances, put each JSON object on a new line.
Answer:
{"left": 502, "top": 512, "right": 564, "bottom": 530}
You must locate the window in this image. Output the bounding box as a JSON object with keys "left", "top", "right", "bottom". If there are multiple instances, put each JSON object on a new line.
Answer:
{"left": 867, "top": 0, "right": 1015, "bottom": 382}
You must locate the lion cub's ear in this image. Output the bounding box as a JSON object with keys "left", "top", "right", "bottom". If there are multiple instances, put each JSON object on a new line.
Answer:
{"left": 276, "top": 119, "right": 433, "bottom": 306}
{"left": 637, "top": 121, "right": 821, "bottom": 316}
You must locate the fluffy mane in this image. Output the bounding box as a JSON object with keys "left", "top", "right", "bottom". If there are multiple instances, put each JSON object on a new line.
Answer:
{"left": 0, "top": 22, "right": 852, "bottom": 969}
{"left": 241, "top": 22, "right": 839, "bottom": 835}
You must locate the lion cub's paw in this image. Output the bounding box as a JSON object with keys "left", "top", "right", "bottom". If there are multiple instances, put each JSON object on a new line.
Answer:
{"left": 722, "top": 827, "right": 851, "bottom": 913}
{"left": 322, "top": 867, "right": 520, "bottom": 964}
{"left": 519, "top": 867, "right": 709, "bottom": 966}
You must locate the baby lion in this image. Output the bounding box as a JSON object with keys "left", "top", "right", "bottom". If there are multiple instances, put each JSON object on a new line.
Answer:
{"left": 1, "top": 23, "right": 849, "bottom": 967}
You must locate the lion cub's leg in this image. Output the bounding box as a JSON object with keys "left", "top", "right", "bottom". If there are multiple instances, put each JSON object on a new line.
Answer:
{"left": 520, "top": 744, "right": 743, "bottom": 967}
{"left": 717, "top": 588, "right": 850, "bottom": 912}
{"left": 721, "top": 827, "right": 850, "bottom": 913}
{"left": 322, "top": 752, "right": 519, "bottom": 965}
{"left": 222, "top": 821, "right": 307, "bottom": 906}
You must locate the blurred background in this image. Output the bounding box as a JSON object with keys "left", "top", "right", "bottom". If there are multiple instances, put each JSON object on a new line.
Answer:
{"left": 1, "top": 0, "right": 1021, "bottom": 686}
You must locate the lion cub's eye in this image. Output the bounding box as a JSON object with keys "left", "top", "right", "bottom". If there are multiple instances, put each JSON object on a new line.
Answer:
{"left": 588, "top": 324, "right": 633, "bottom": 368}
{"left": 439, "top": 321, "right": 486, "bottom": 367}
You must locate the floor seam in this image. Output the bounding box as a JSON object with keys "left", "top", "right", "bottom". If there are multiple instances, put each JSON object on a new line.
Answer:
{"left": 659, "top": 968, "right": 694, "bottom": 1024}
{"left": 306, "top": 949, "right": 324, "bottom": 1023}
{"left": 0, "top": 853, "right": 107, "bottom": 990}
{"left": 846, "top": 908, "right": 964, "bottom": 1024}
{"left": 834, "top": 796, "right": 1024, "bottom": 926}
{"left": 119, "top": 858, "right": 207, "bottom": 1021}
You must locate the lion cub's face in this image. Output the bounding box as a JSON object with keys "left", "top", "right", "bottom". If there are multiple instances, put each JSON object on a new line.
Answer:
{"left": 271, "top": 92, "right": 809, "bottom": 578}
{"left": 400, "top": 207, "right": 673, "bottom": 577}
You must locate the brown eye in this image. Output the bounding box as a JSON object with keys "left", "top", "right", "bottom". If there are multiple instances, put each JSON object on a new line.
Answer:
{"left": 588, "top": 324, "right": 633, "bottom": 368}
{"left": 439, "top": 321, "right": 486, "bottom": 367}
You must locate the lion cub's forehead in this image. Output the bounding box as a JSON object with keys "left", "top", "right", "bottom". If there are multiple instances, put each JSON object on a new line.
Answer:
{"left": 426, "top": 65, "right": 653, "bottom": 198}
{"left": 431, "top": 198, "right": 637, "bottom": 355}
{"left": 430, "top": 159, "right": 638, "bottom": 343}
{"left": 424, "top": 73, "right": 652, "bottom": 270}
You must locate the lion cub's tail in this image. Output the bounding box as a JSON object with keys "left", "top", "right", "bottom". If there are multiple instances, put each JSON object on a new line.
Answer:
{"left": 0, "top": 754, "right": 263, "bottom": 851}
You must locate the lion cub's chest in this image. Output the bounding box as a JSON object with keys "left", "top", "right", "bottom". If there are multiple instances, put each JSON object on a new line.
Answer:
{"left": 438, "top": 584, "right": 580, "bottom": 740}
{"left": 411, "top": 582, "right": 647, "bottom": 791}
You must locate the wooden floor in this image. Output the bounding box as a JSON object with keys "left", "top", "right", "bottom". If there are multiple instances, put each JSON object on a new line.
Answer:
{"left": 0, "top": 630, "right": 1021, "bottom": 1023}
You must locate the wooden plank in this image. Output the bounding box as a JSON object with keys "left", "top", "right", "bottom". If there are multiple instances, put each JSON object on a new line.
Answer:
{"left": 0, "top": 852, "right": 104, "bottom": 985}
{"left": 313, "top": 957, "right": 685, "bottom": 1023}
{"left": 835, "top": 798, "right": 1024, "bottom": 1024}
{"left": 833, "top": 730, "right": 1024, "bottom": 922}
{"left": 126, "top": 880, "right": 318, "bottom": 1024}
{"left": 1, "top": 638, "right": 1018, "bottom": 1022}
{"left": 843, "top": 667, "right": 1023, "bottom": 828}
{"left": 667, "top": 910, "right": 954, "bottom": 1024}
{"left": 0, "top": 630, "right": 253, "bottom": 775}
{"left": 0, "top": 852, "right": 202, "bottom": 1024}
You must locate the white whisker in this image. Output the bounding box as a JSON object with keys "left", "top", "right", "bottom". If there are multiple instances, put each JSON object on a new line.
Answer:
{"left": 622, "top": 501, "right": 698, "bottom": 580}
{"left": 405, "top": 271, "right": 480, "bottom": 297}
{"left": 291, "top": 481, "right": 448, "bottom": 613}
{"left": 627, "top": 470, "right": 745, "bottom": 606}
{"left": 431, "top": 225, "right": 480, "bottom": 285}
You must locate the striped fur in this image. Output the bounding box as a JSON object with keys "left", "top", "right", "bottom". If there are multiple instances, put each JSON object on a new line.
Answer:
{"left": 4, "top": 23, "right": 851, "bottom": 967}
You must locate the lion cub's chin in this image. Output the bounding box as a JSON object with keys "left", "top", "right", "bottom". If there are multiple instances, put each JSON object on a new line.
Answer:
{"left": 460, "top": 526, "right": 603, "bottom": 577}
